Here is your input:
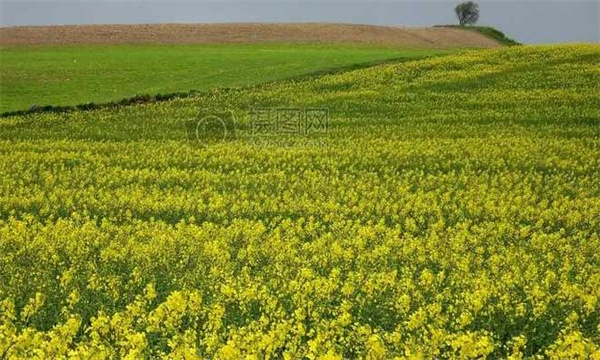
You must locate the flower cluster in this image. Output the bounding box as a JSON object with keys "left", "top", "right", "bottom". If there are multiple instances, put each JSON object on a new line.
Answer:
{"left": 0, "top": 45, "right": 599, "bottom": 359}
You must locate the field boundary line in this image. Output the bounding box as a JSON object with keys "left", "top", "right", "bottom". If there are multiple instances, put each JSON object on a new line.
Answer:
{"left": 0, "top": 52, "right": 454, "bottom": 118}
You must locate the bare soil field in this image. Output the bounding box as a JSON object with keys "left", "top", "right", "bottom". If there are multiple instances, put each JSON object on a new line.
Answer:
{"left": 0, "top": 23, "right": 501, "bottom": 47}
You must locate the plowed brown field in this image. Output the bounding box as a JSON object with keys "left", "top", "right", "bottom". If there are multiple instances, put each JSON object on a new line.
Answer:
{"left": 0, "top": 23, "right": 501, "bottom": 47}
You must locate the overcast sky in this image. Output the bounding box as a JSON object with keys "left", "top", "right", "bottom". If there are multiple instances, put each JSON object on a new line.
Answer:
{"left": 1, "top": 0, "right": 598, "bottom": 44}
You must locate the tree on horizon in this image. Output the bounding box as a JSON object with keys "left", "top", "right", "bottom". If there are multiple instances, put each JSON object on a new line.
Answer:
{"left": 455, "top": 1, "right": 480, "bottom": 26}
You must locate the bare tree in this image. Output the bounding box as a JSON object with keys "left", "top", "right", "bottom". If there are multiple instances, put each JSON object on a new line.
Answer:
{"left": 455, "top": 1, "right": 479, "bottom": 26}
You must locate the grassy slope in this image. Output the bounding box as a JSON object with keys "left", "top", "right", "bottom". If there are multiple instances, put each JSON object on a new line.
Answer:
{"left": 1, "top": 45, "right": 599, "bottom": 358}
{"left": 437, "top": 25, "right": 520, "bottom": 46}
{"left": 467, "top": 26, "right": 520, "bottom": 46}
{"left": 0, "top": 43, "right": 455, "bottom": 113}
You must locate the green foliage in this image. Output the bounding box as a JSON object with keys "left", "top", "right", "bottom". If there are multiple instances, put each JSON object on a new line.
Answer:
{"left": 465, "top": 26, "right": 519, "bottom": 46}
{"left": 437, "top": 25, "right": 521, "bottom": 46}
{"left": 455, "top": 1, "right": 480, "bottom": 26}
{"left": 472, "top": 26, "right": 521, "bottom": 46}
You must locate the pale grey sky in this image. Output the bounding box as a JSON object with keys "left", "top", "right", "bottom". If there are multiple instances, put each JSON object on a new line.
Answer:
{"left": 1, "top": 0, "right": 598, "bottom": 44}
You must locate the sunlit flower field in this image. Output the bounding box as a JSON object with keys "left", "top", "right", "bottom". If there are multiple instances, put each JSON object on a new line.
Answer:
{"left": 1, "top": 45, "right": 599, "bottom": 359}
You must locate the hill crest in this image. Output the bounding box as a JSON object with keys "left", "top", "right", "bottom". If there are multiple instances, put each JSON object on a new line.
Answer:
{"left": 0, "top": 23, "right": 502, "bottom": 48}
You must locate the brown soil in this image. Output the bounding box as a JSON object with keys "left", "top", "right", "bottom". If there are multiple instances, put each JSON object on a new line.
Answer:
{"left": 0, "top": 23, "right": 501, "bottom": 48}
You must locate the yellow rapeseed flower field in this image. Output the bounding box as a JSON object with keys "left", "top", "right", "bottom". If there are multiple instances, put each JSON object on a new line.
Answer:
{"left": 0, "top": 45, "right": 599, "bottom": 359}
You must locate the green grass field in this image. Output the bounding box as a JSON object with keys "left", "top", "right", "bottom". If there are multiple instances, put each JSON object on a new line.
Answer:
{"left": 0, "top": 44, "right": 457, "bottom": 113}
{"left": 1, "top": 45, "right": 599, "bottom": 359}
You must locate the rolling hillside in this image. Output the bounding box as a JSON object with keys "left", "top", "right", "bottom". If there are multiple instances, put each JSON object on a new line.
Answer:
{"left": 0, "top": 23, "right": 502, "bottom": 47}
{"left": 0, "top": 23, "right": 505, "bottom": 114}
{"left": 0, "top": 44, "right": 454, "bottom": 114}
{"left": 1, "top": 45, "right": 599, "bottom": 359}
